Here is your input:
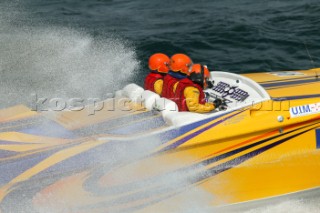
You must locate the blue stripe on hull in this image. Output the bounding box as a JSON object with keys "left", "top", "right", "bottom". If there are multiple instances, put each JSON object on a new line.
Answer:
{"left": 272, "top": 94, "right": 320, "bottom": 101}
{"left": 0, "top": 150, "right": 18, "bottom": 158}
{"left": 257, "top": 75, "right": 316, "bottom": 84}
{"left": 316, "top": 129, "right": 320, "bottom": 149}
{"left": 160, "top": 110, "right": 244, "bottom": 152}
{"left": 261, "top": 78, "right": 320, "bottom": 88}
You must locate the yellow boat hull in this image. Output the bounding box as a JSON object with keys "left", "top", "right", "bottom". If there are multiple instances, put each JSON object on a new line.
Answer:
{"left": 0, "top": 68, "right": 320, "bottom": 212}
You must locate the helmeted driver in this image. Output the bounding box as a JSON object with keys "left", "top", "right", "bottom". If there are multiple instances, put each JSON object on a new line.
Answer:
{"left": 173, "top": 64, "right": 218, "bottom": 113}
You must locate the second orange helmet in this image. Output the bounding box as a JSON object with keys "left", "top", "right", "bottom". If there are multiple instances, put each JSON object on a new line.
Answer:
{"left": 169, "top": 54, "right": 193, "bottom": 75}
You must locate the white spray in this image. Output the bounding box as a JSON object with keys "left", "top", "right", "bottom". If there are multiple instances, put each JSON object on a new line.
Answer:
{"left": 0, "top": 1, "right": 139, "bottom": 109}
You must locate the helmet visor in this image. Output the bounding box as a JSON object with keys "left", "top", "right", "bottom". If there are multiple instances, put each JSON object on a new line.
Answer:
{"left": 204, "top": 77, "right": 209, "bottom": 88}
{"left": 187, "top": 63, "right": 194, "bottom": 74}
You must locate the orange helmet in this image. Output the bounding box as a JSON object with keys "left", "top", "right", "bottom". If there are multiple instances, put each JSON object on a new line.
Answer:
{"left": 148, "top": 53, "right": 170, "bottom": 73}
{"left": 169, "top": 54, "right": 193, "bottom": 75}
{"left": 189, "top": 64, "right": 211, "bottom": 88}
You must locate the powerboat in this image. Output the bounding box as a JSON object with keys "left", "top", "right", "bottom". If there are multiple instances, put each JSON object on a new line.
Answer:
{"left": 0, "top": 68, "right": 320, "bottom": 212}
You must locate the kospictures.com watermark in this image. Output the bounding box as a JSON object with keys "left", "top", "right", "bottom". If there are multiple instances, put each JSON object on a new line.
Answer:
{"left": 30, "top": 93, "right": 293, "bottom": 116}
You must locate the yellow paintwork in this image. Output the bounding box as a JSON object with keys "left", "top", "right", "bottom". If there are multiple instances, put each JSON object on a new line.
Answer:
{"left": 242, "top": 67, "right": 320, "bottom": 82}
{"left": 0, "top": 105, "right": 37, "bottom": 123}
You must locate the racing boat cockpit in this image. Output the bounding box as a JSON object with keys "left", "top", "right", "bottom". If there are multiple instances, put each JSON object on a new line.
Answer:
{"left": 119, "top": 71, "right": 270, "bottom": 126}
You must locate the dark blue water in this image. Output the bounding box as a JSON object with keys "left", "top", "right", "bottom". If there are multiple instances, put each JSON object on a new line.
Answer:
{"left": 19, "top": 0, "right": 320, "bottom": 73}
{"left": 0, "top": 0, "right": 320, "bottom": 106}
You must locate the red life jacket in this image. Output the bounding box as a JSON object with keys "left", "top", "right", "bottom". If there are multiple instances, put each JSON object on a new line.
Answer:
{"left": 174, "top": 78, "right": 206, "bottom": 112}
{"left": 144, "top": 72, "right": 164, "bottom": 93}
{"left": 161, "top": 74, "right": 179, "bottom": 99}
